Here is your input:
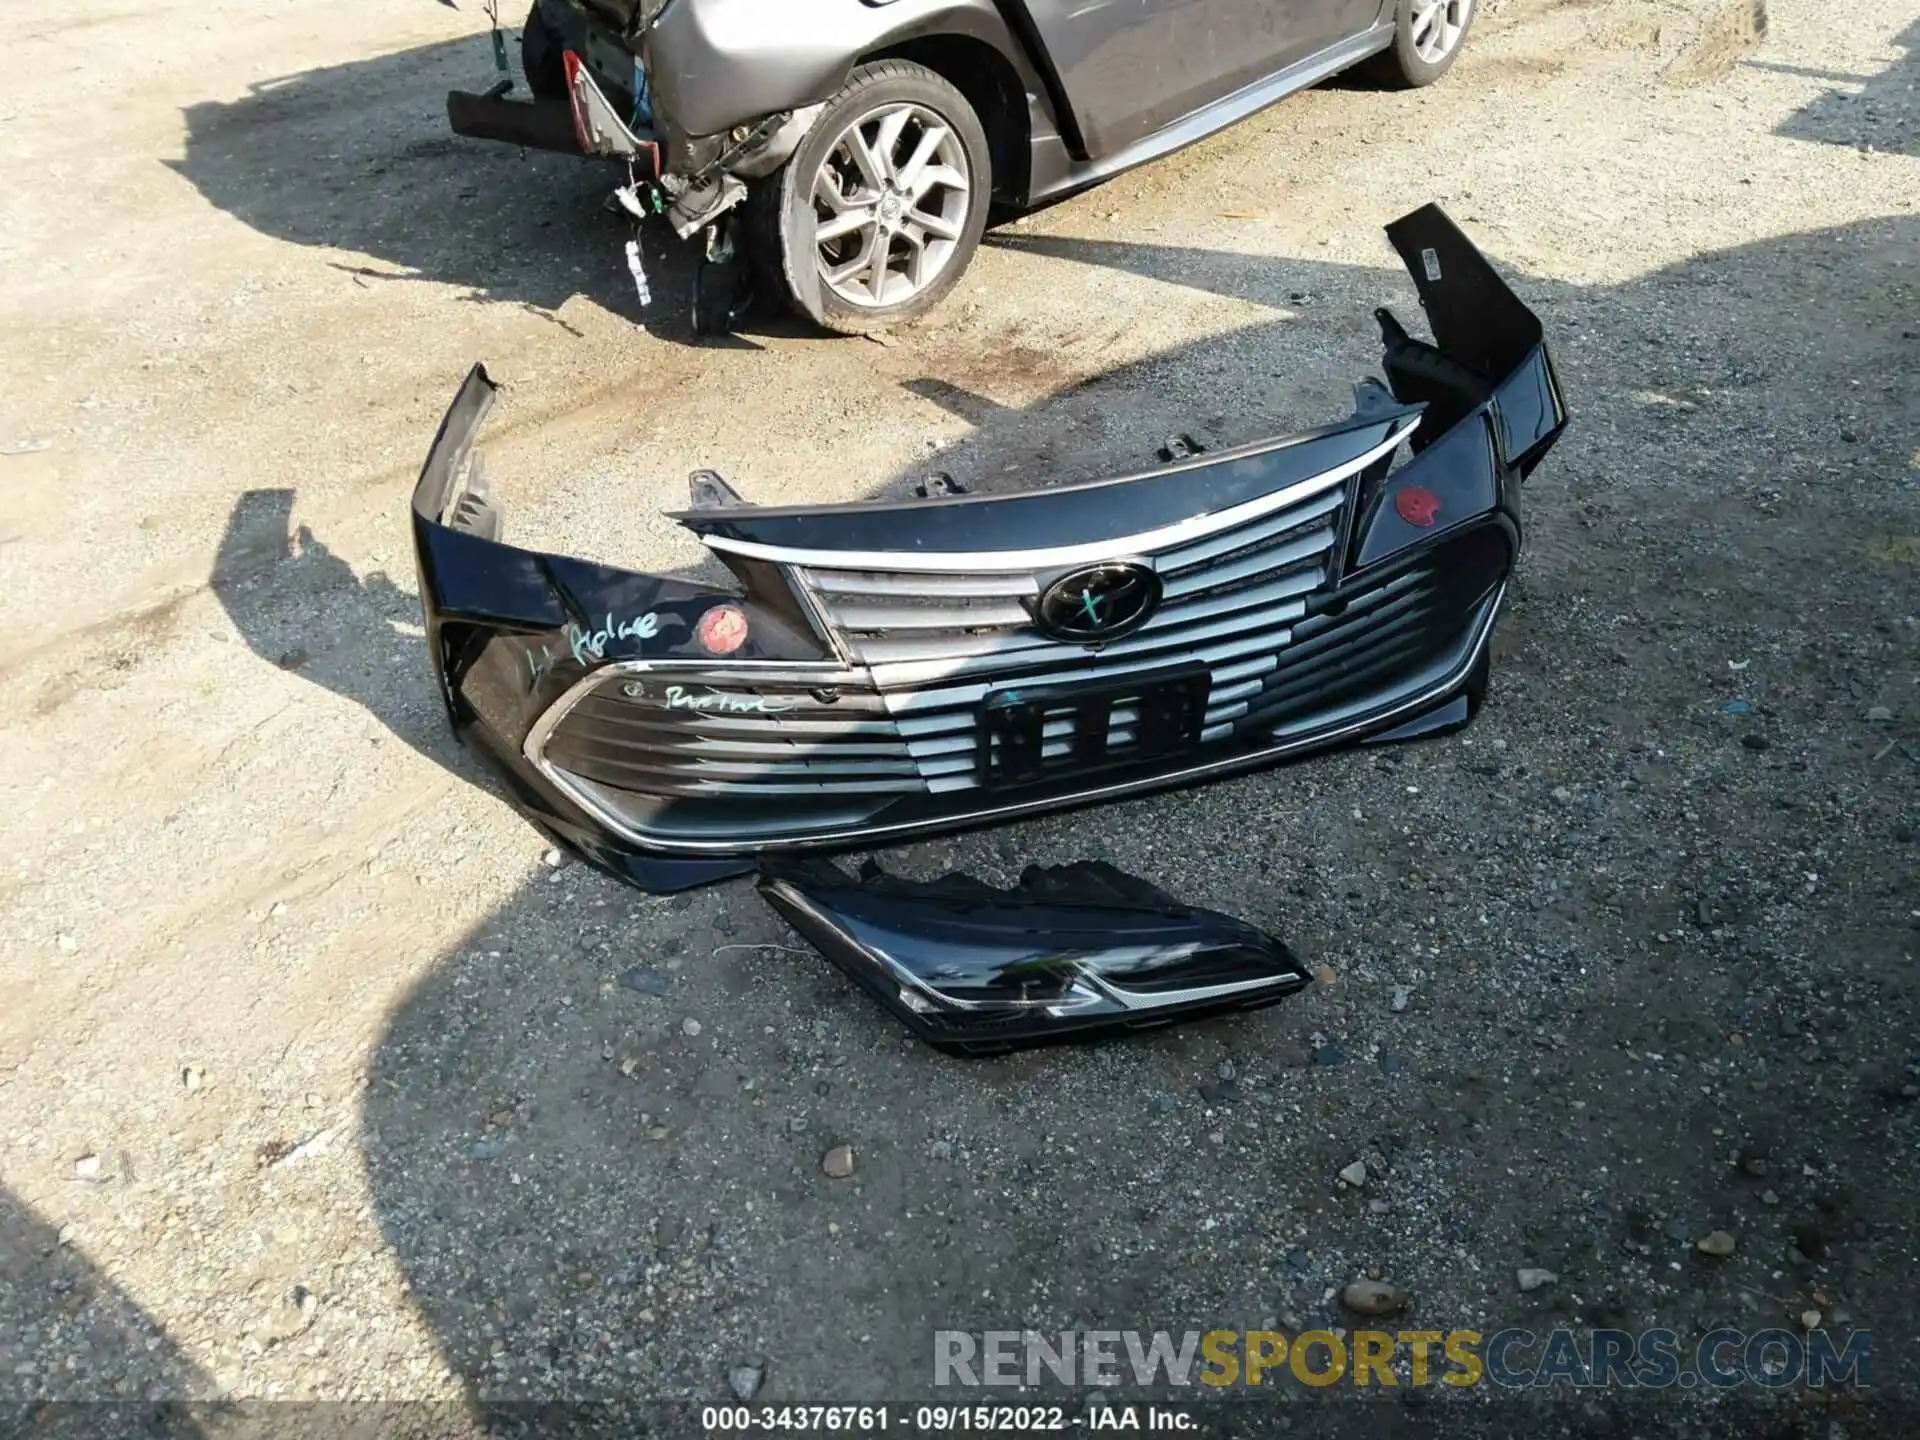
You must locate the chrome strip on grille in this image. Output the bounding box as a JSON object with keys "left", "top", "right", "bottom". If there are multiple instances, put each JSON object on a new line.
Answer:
{"left": 521, "top": 414, "right": 1504, "bottom": 846}
{"left": 523, "top": 591, "right": 1506, "bottom": 852}
{"left": 695, "top": 418, "right": 1417, "bottom": 571}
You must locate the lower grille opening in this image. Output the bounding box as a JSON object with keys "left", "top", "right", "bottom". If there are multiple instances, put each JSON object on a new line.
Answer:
{"left": 527, "top": 526, "right": 1511, "bottom": 848}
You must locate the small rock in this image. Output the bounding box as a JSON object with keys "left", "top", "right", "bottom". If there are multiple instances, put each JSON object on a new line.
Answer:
{"left": 542, "top": 847, "right": 566, "bottom": 868}
{"left": 646, "top": 1125, "right": 670, "bottom": 1141}
{"left": 618, "top": 966, "right": 669, "bottom": 997}
{"left": 681, "top": 1018, "right": 703, "bottom": 1038}
{"left": 1740, "top": 734, "right": 1771, "bottom": 752}
{"left": 1216, "top": 1060, "right": 1237, "bottom": 1082}
{"left": 1338, "top": 1160, "right": 1369, "bottom": 1188}
{"left": 1390, "top": 985, "right": 1409, "bottom": 1013}
{"left": 182, "top": 1065, "right": 204, "bottom": 1093}
{"left": 619, "top": 1057, "right": 638, "bottom": 1077}
{"left": 1197, "top": 1079, "right": 1241, "bottom": 1105}
{"left": 1742, "top": 1156, "right": 1770, "bottom": 1177}
{"left": 1315, "top": 1045, "right": 1347, "bottom": 1067}
{"left": 1865, "top": 705, "right": 1893, "bottom": 723}
{"left": 1149, "top": 1094, "right": 1177, "bottom": 1116}
{"left": 1314, "top": 965, "right": 1337, "bottom": 987}
{"left": 1761, "top": 1189, "right": 1780, "bottom": 1207}
{"left": 1800, "top": 1309, "right": 1821, "bottom": 1331}
{"left": 1517, "top": 1268, "right": 1558, "bottom": 1293}
{"left": 73, "top": 1154, "right": 102, "bottom": 1180}
{"left": 1551, "top": 785, "right": 1573, "bottom": 804}
{"left": 56, "top": 1223, "right": 75, "bottom": 1246}
{"left": 470, "top": 1139, "right": 504, "bottom": 1162}
{"left": 822, "top": 1144, "right": 855, "bottom": 1179}
{"left": 787, "top": 1117, "right": 808, "bottom": 1134}
{"left": 1697, "top": 1230, "right": 1738, "bottom": 1257}
{"left": 1379, "top": 1053, "right": 1407, "bottom": 1077}
{"left": 56, "top": 934, "right": 78, "bottom": 953}
{"left": 488, "top": 1108, "right": 515, "bottom": 1127}
{"left": 1367, "top": 1198, "right": 1391, "bottom": 1215}
{"left": 1340, "top": 1279, "right": 1408, "bottom": 1316}
{"left": 272, "top": 1128, "right": 335, "bottom": 1168}
{"left": 930, "top": 1140, "right": 953, "bottom": 1161}
{"left": 728, "top": 1363, "right": 764, "bottom": 1400}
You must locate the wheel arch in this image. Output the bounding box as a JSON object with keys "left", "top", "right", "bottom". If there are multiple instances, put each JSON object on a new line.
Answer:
{"left": 647, "top": 0, "right": 1073, "bottom": 201}
{"left": 860, "top": 33, "right": 1032, "bottom": 205}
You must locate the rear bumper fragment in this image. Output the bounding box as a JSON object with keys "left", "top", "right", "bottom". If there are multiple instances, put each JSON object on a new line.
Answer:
{"left": 448, "top": 53, "right": 660, "bottom": 171}
{"left": 447, "top": 88, "right": 586, "bottom": 155}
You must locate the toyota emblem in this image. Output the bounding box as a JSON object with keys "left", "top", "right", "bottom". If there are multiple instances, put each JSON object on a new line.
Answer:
{"left": 1033, "top": 562, "right": 1162, "bottom": 644}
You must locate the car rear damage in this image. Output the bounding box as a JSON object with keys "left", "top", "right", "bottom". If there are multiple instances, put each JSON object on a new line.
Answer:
{"left": 446, "top": 0, "right": 1052, "bottom": 329}
{"left": 448, "top": 0, "right": 831, "bottom": 245}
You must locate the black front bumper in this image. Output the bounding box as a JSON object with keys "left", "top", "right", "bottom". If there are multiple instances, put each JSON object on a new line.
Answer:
{"left": 409, "top": 205, "right": 1567, "bottom": 893}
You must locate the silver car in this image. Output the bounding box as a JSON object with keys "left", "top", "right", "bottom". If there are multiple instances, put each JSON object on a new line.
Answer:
{"left": 450, "top": 0, "right": 1479, "bottom": 332}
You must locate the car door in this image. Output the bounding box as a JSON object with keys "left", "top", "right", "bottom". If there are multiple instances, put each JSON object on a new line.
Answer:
{"left": 1015, "top": 0, "right": 1386, "bottom": 157}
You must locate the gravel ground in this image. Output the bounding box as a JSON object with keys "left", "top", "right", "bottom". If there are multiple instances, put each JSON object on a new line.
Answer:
{"left": 1, "top": 0, "right": 1916, "bottom": 1434}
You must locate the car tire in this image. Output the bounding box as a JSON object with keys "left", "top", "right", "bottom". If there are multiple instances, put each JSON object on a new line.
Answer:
{"left": 747, "top": 60, "right": 992, "bottom": 336}
{"left": 1365, "top": 0, "right": 1476, "bottom": 89}
{"left": 520, "top": 4, "right": 568, "bottom": 102}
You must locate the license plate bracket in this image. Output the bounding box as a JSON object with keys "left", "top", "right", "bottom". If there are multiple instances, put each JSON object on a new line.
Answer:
{"left": 977, "top": 663, "right": 1212, "bottom": 789}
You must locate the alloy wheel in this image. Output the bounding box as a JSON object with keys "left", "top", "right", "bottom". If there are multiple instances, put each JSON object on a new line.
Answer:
{"left": 1409, "top": 0, "right": 1472, "bottom": 64}
{"left": 811, "top": 102, "right": 971, "bottom": 310}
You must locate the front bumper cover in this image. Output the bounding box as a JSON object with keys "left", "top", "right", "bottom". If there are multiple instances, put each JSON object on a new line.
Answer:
{"left": 409, "top": 205, "right": 1566, "bottom": 893}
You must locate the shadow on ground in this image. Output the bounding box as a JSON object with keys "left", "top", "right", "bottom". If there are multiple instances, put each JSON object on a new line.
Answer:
{"left": 177, "top": 212, "right": 1915, "bottom": 1431}
{"left": 1761, "top": 16, "right": 1919, "bottom": 156}
{"left": 1, "top": 1185, "right": 211, "bottom": 1434}
{"left": 170, "top": 35, "right": 715, "bottom": 341}
{"left": 211, "top": 488, "right": 471, "bottom": 780}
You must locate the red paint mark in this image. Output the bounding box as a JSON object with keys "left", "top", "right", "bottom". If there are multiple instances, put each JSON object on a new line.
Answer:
{"left": 1394, "top": 486, "right": 1442, "bottom": 528}
{"left": 696, "top": 605, "right": 750, "bottom": 655}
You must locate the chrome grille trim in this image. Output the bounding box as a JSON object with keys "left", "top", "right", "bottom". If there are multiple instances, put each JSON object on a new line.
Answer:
{"left": 524, "top": 590, "right": 1506, "bottom": 850}
{"left": 524, "top": 418, "right": 1499, "bottom": 830}
{"left": 525, "top": 662, "right": 929, "bottom": 800}
{"left": 698, "top": 417, "right": 1417, "bottom": 572}
{"left": 1155, "top": 488, "right": 1346, "bottom": 575}
{"left": 804, "top": 570, "right": 1042, "bottom": 599}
